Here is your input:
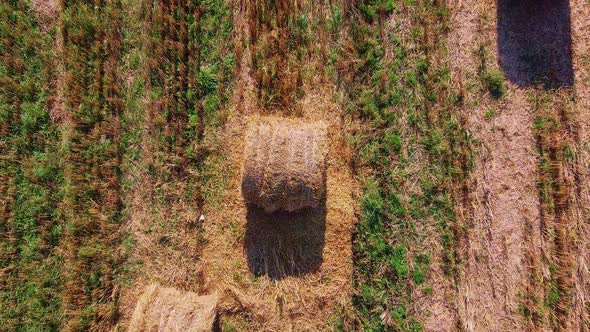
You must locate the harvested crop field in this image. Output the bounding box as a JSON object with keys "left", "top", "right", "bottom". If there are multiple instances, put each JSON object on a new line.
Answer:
{"left": 1, "top": 0, "right": 589, "bottom": 331}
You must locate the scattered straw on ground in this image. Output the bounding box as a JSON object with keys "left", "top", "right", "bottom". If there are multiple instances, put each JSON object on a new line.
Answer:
{"left": 199, "top": 13, "right": 356, "bottom": 326}
{"left": 201, "top": 97, "right": 355, "bottom": 331}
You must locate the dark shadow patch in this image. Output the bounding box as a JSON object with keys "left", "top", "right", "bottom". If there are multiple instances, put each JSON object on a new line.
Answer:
{"left": 497, "top": 0, "right": 574, "bottom": 89}
{"left": 212, "top": 312, "right": 221, "bottom": 332}
{"left": 244, "top": 200, "right": 326, "bottom": 280}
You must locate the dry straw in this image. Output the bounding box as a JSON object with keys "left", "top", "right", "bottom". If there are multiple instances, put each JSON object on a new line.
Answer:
{"left": 242, "top": 117, "right": 328, "bottom": 213}
{"left": 128, "top": 284, "right": 217, "bottom": 332}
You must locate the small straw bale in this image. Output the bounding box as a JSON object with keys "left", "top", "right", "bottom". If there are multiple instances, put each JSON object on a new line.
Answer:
{"left": 128, "top": 284, "right": 218, "bottom": 332}
{"left": 242, "top": 117, "right": 328, "bottom": 213}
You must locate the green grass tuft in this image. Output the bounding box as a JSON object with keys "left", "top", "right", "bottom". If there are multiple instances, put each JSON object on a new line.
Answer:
{"left": 482, "top": 69, "right": 507, "bottom": 98}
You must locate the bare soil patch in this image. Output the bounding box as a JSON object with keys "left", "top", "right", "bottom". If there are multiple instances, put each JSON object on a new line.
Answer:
{"left": 460, "top": 91, "right": 540, "bottom": 331}
{"left": 449, "top": 0, "right": 544, "bottom": 330}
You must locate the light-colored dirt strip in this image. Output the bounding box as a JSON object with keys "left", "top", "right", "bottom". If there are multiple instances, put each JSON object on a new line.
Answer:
{"left": 460, "top": 89, "right": 541, "bottom": 331}
{"left": 570, "top": 1, "right": 590, "bottom": 330}
{"left": 448, "top": 1, "right": 544, "bottom": 330}
{"left": 414, "top": 241, "right": 458, "bottom": 331}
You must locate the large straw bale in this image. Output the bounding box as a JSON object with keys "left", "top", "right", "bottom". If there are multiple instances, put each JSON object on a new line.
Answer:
{"left": 128, "top": 284, "right": 217, "bottom": 332}
{"left": 242, "top": 117, "right": 328, "bottom": 213}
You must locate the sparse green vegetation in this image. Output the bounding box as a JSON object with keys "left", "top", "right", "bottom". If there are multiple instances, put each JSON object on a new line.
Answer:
{"left": 484, "top": 108, "right": 497, "bottom": 121}
{"left": 0, "top": 2, "right": 62, "bottom": 330}
{"left": 59, "top": 0, "right": 124, "bottom": 329}
{"left": 529, "top": 89, "right": 577, "bottom": 330}
{"left": 247, "top": 0, "right": 310, "bottom": 112}
{"left": 1, "top": 0, "right": 235, "bottom": 329}
{"left": 338, "top": 1, "right": 473, "bottom": 330}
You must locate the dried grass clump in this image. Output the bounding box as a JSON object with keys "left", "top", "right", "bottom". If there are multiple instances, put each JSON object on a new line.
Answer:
{"left": 242, "top": 117, "right": 328, "bottom": 213}
{"left": 128, "top": 284, "right": 218, "bottom": 332}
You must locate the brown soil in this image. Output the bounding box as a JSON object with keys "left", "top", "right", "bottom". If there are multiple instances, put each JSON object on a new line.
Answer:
{"left": 448, "top": 0, "right": 544, "bottom": 330}
{"left": 447, "top": 0, "right": 590, "bottom": 330}
{"left": 459, "top": 90, "right": 541, "bottom": 331}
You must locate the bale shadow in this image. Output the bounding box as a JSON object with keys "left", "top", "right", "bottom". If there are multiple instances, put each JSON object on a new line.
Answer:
{"left": 497, "top": 0, "right": 574, "bottom": 89}
{"left": 244, "top": 200, "right": 326, "bottom": 280}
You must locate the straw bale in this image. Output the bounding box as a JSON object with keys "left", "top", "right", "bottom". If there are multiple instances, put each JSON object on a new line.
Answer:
{"left": 242, "top": 117, "right": 328, "bottom": 213}
{"left": 128, "top": 284, "right": 217, "bottom": 332}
